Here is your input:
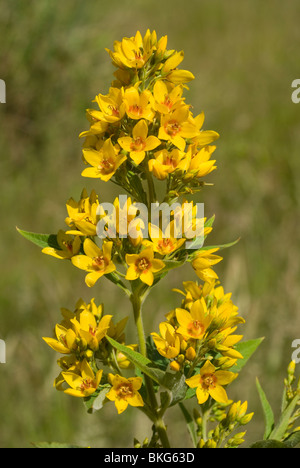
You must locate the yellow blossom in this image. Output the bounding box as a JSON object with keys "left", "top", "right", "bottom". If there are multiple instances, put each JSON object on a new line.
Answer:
{"left": 65, "top": 188, "right": 100, "bottom": 236}
{"left": 143, "top": 221, "right": 185, "bottom": 255}
{"left": 185, "top": 145, "right": 217, "bottom": 180}
{"left": 125, "top": 246, "right": 165, "bottom": 286}
{"left": 151, "top": 322, "right": 181, "bottom": 359}
{"left": 153, "top": 80, "right": 184, "bottom": 114}
{"left": 106, "top": 374, "right": 144, "bottom": 414}
{"left": 123, "top": 87, "right": 155, "bottom": 121}
{"left": 176, "top": 299, "right": 212, "bottom": 340}
{"left": 71, "top": 239, "right": 116, "bottom": 287}
{"left": 192, "top": 248, "right": 223, "bottom": 282}
{"left": 186, "top": 360, "right": 236, "bottom": 404}
{"left": 92, "top": 87, "right": 125, "bottom": 123}
{"left": 71, "top": 310, "right": 112, "bottom": 351}
{"left": 148, "top": 148, "right": 190, "bottom": 180}
{"left": 62, "top": 359, "right": 103, "bottom": 398}
{"left": 118, "top": 119, "right": 161, "bottom": 165}
{"left": 42, "top": 230, "right": 81, "bottom": 260}
{"left": 81, "top": 138, "right": 126, "bottom": 181}
{"left": 43, "top": 323, "right": 78, "bottom": 354}
{"left": 106, "top": 30, "right": 154, "bottom": 69}
{"left": 158, "top": 106, "right": 199, "bottom": 151}
{"left": 190, "top": 112, "right": 220, "bottom": 147}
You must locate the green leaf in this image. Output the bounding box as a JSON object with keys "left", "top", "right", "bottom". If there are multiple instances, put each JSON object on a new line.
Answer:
{"left": 231, "top": 337, "right": 264, "bottom": 373}
{"left": 83, "top": 385, "right": 110, "bottom": 414}
{"left": 270, "top": 394, "right": 299, "bottom": 441}
{"left": 105, "top": 272, "right": 131, "bottom": 297}
{"left": 204, "top": 214, "right": 216, "bottom": 228}
{"left": 146, "top": 336, "right": 169, "bottom": 371}
{"left": 17, "top": 227, "right": 59, "bottom": 250}
{"left": 106, "top": 336, "right": 166, "bottom": 386}
{"left": 161, "top": 373, "right": 187, "bottom": 406}
{"left": 179, "top": 402, "right": 198, "bottom": 448}
{"left": 250, "top": 439, "right": 289, "bottom": 448}
{"left": 283, "top": 431, "right": 300, "bottom": 448}
{"left": 187, "top": 237, "right": 240, "bottom": 260}
{"left": 256, "top": 377, "right": 275, "bottom": 439}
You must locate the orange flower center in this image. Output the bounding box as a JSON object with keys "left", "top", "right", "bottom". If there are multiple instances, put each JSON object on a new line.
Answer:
{"left": 187, "top": 320, "right": 205, "bottom": 338}
{"left": 117, "top": 382, "right": 133, "bottom": 399}
{"left": 62, "top": 240, "right": 73, "bottom": 252}
{"left": 130, "top": 136, "right": 146, "bottom": 152}
{"left": 92, "top": 255, "right": 107, "bottom": 271}
{"left": 136, "top": 257, "right": 151, "bottom": 272}
{"left": 158, "top": 238, "right": 174, "bottom": 253}
{"left": 201, "top": 373, "right": 217, "bottom": 390}
{"left": 163, "top": 96, "right": 173, "bottom": 111}
{"left": 79, "top": 378, "right": 95, "bottom": 392}
{"left": 59, "top": 334, "right": 68, "bottom": 348}
{"left": 98, "top": 159, "right": 114, "bottom": 175}
{"left": 128, "top": 104, "right": 143, "bottom": 117}
{"left": 165, "top": 155, "right": 178, "bottom": 168}
{"left": 108, "top": 105, "right": 120, "bottom": 117}
{"left": 164, "top": 119, "right": 181, "bottom": 136}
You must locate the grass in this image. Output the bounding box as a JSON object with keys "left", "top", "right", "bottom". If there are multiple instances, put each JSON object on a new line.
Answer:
{"left": 0, "top": 0, "right": 300, "bottom": 447}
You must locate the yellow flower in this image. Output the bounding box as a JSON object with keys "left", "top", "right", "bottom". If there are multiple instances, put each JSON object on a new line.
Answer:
{"left": 106, "top": 30, "right": 154, "bottom": 69}
{"left": 192, "top": 248, "right": 223, "bottom": 282}
{"left": 148, "top": 148, "right": 190, "bottom": 180}
{"left": 71, "top": 239, "right": 116, "bottom": 287}
{"left": 123, "top": 87, "right": 155, "bottom": 121}
{"left": 185, "top": 145, "right": 217, "bottom": 179}
{"left": 153, "top": 80, "right": 184, "bottom": 114}
{"left": 62, "top": 359, "right": 103, "bottom": 398}
{"left": 185, "top": 360, "right": 236, "bottom": 404}
{"left": 161, "top": 50, "right": 184, "bottom": 74}
{"left": 118, "top": 119, "right": 161, "bottom": 165}
{"left": 176, "top": 299, "right": 212, "bottom": 340}
{"left": 106, "top": 374, "right": 144, "bottom": 414}
{"left": 92, "top": 87, "right": 125, "bottom": 123}
{"left": 71, "top": 310, "right": 112, "bottom": 351}
{"left": 125, "top": 246, "right": 165, "bottom": 286}
{"left": 160, "top": 50, "right": 195, "bottom": 84}
{"left": 65, "top": 189, "right": 100, "bottom": 236}
{"left": 43, "top": 323, "right": 78, "bottom": 354}
{"left": 190, "top": 112, "right": 220, "bottom": 147}
{"left": 158, "top": 106, "right": 199, "bottom": 151}
{"left": 42, "top": 230, "right": 81, "bottom": 259}
{"left": 81, "top": 138, "right": 126, "bottom": 181}
{"left": 151, "top": 322, "right": 181, "bottom": 359}
{"left": 143, "top": 221, "right": 185, "bottom": 255}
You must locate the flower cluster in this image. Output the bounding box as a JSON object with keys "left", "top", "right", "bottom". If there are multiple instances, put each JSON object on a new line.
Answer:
{"left": 80, "top": 29, "right": 218, "bottom": 194}
{"left": 20, "top": 30, "right": 257, "bottom": 447}
{"left": 152, "top": 279, "right": 244, "bottom": 404}
{"left": 43, "top": 297, "right": 144, "bottom": 413}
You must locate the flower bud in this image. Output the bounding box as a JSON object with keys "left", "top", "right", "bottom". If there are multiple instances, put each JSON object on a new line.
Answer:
{"left": 240, "top": 412, "right": 254, "bottom": 425}
{"left": 170, "top": 360, "right": 181, "bottom": 372}
{"left": 186, "top": 346, "right": 196, "bottom": 361}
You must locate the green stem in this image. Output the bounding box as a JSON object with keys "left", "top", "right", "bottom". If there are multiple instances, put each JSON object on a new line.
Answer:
{"left": 145, "top": 166, "right": 156, "bottom": 205}
{"left": 131, "top": 288, "right": 171, "bottom": 448}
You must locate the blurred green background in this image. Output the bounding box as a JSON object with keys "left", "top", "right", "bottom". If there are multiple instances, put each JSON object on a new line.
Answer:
{"left": 1, "top": 0, "right": 300, "bottom": 448}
